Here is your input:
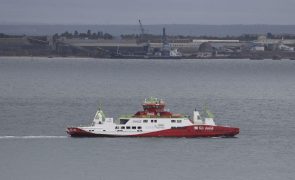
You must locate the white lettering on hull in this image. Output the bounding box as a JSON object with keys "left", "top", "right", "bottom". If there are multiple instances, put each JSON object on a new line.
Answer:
{"left": 194, "top": 126, "right": 214, "bottom": 131}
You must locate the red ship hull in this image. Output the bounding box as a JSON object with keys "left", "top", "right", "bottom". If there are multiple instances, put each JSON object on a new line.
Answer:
{"left": 67, "top": 125, "right": 239, "bottom": 138}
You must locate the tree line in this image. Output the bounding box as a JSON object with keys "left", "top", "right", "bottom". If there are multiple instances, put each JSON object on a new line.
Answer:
{"left": 56, "top": 30, "right": 113, "bottom": 39}
{"left": 2, "top": 31, "right": 295, "bottom": 42}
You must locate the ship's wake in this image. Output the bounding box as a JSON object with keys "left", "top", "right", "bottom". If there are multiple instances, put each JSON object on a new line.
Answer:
{"left": 0, "top": 136, "right": 67, "bottom": 139}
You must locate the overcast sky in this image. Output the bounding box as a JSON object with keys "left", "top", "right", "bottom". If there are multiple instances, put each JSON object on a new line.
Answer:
{"left": 1, "top": 0, "right": 294, "bottom": 25}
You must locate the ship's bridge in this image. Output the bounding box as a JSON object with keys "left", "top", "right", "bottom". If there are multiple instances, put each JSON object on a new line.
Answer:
{"left": 133, "top": 97, "right": 183, "bottom": 118}
{"left": 142, "top": 97, "right": 165, "bottom": 113}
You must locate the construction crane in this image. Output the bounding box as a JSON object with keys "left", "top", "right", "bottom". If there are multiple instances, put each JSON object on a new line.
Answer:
{"left": 138, "top": 19, "right": 151, "bottom": 55}
{"left": 138, "top": 19, "right": 145, "bottom": 36}
{"left": 138, "top": 19, "right": 145, "bottom": 43}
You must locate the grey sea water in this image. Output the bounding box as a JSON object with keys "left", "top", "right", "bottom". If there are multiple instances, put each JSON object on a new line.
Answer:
{"left": 0, "top": 57, "right": 295, "bottom": 180}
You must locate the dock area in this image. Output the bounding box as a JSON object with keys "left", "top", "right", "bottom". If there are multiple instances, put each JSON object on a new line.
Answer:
{"left": 1, "top": 29, "right": 295, "bottom": 59}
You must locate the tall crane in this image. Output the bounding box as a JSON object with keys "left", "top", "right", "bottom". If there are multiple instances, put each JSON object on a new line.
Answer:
{"left": 138, "top": 19, "right": 145, "bottom": 36}
{"left": 138, "top": 19, "right": 151, "bottom": 55}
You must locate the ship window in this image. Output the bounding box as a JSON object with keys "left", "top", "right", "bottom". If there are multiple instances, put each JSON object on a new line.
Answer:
{"left": 151, "top": 120, "right": 154, "bottom": 123}
{"left": 115, "top": 126, "right": 119, "bottom": 129}
{"left": 177, "top": 120, "right": 182, "bottom": 123}
{"left": 171, "top": 120, "right": 176, "bottom": 123}
{"left": 137, "top": 126, "right": 142, "bottom": 129}
{"left": 132, "top": 126, "right": 136, "bottom": 129}
{"left": 120, "top": 119, "right": 129, "bottom": 124}
{"left": 154, "top": 120, "right": 157, "bottom": 123}
{"left": 121, "top": 126, "right": 125, "bottom": 129}
{"left": 126, "top": 126, "right": 130, "bottom": 129}
{"left": 143, "top": 120, "right": 148, "bottom": 123}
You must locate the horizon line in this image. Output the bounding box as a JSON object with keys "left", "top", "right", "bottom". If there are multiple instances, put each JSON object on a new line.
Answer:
{"left": 1, "top": 23, "right": 295, "bottom": 26}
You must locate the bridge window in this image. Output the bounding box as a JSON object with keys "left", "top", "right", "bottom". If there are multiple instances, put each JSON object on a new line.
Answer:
{"left": 177, "top": 120, "right": 182, "bottom": 123}
{"left": 137, "top": 126, "right": 142, "bottom": 129}
{"left": 132, "top": 126, "right": 136, "bottom": 129}
{"left": 126, "top": 126, "right": 130, "bottom": 129}
{"left": 143, "top": 120, "right": 148, "bottom": 123}
{"left": 121, "top": 126, "right": 125, "bottom": 129}
{"left": 171, "top": 120, "right": 176, "bottom": 123}
{"left": 120, "top": 119, "right": 129, "bottom": 124}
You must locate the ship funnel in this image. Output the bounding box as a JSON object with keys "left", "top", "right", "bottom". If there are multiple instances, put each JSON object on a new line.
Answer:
{"left": 202, "top": 107, "right": 216, "bottom": 126}
{"left": 93, "top": 108, "right": 106, "bottom": 125}
{"left": 193, "top": 109, "right": 203, "bottom": 125}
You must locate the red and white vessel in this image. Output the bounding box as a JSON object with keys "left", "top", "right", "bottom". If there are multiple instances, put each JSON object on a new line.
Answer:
{"left": 67, "top": 97, "right": 239, "bottom": 137}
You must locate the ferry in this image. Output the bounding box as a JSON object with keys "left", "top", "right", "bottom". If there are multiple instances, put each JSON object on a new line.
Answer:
{"left": 66, "top": 97, "right": 239, "bottom": 137}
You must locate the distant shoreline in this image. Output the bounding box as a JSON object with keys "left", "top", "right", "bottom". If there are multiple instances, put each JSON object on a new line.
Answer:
{"left": 1, "top": 55, "right": 294, "bottom": 61}
{"left": 1, "top": 24, "right": 295, "bottom": 36}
